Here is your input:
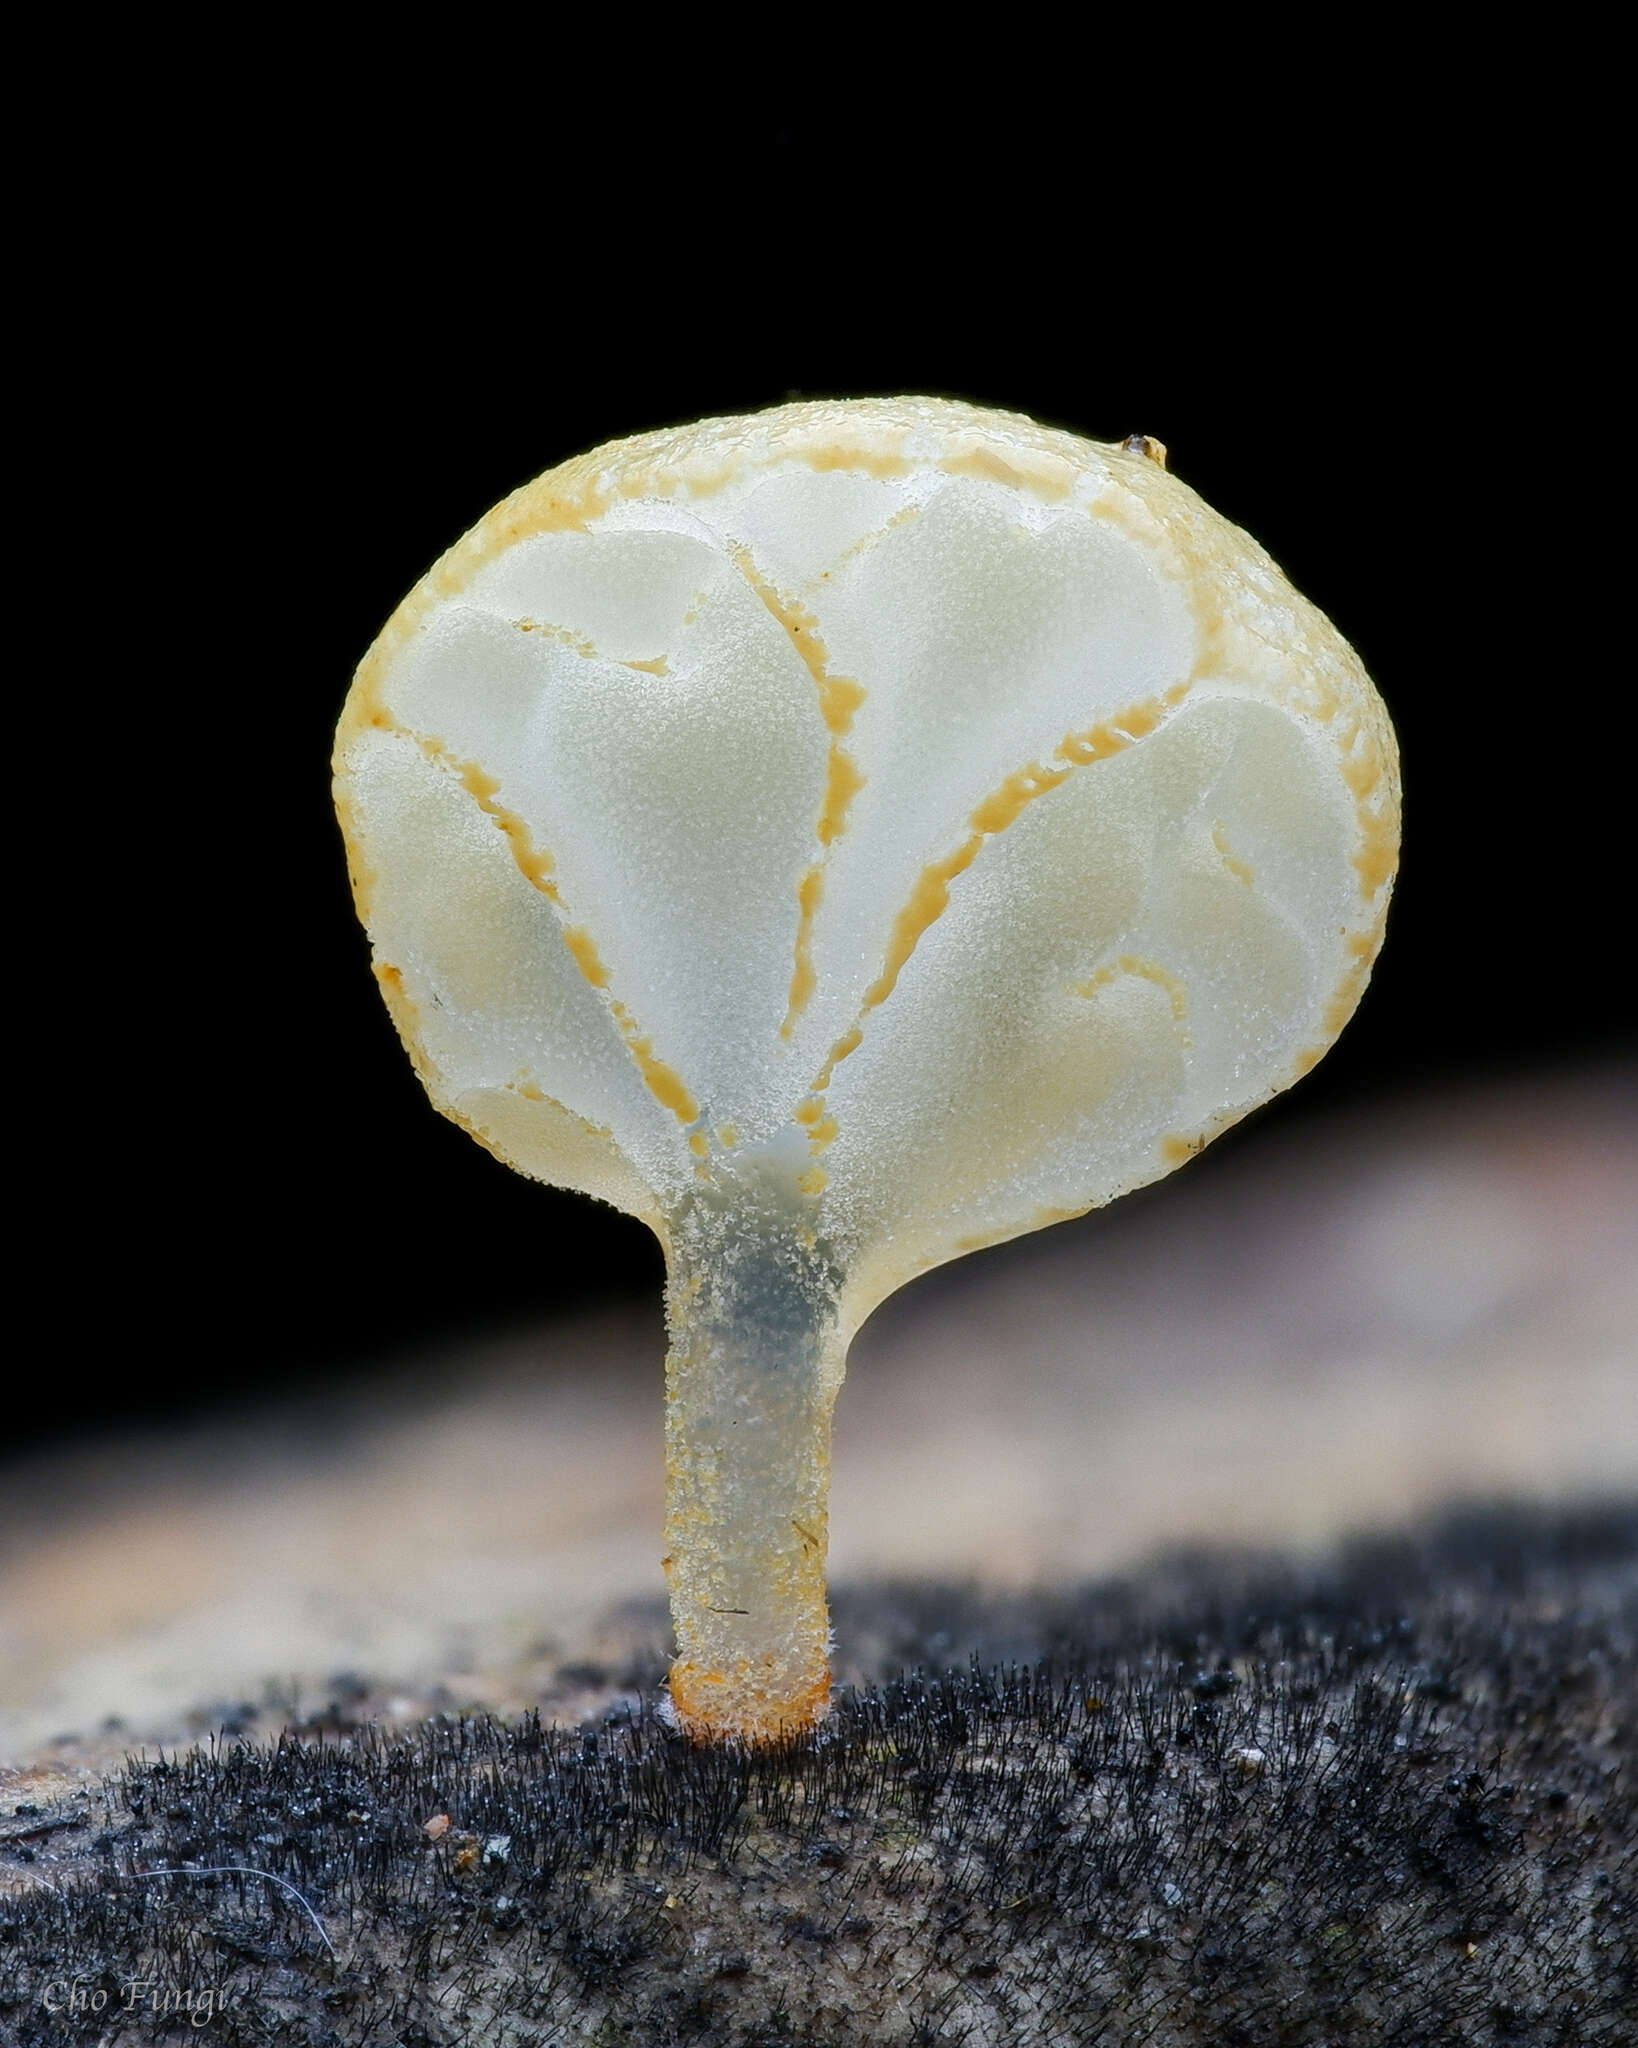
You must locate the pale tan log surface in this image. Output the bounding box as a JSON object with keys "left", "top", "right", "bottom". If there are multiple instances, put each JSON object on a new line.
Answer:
{"left": 3, "top": 1066, "right": 1633, "bottom": 1792}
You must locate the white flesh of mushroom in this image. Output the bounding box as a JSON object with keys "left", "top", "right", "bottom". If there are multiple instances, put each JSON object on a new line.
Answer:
{"left": 334, "top": 398, "right": 1400, "bottom": 1741}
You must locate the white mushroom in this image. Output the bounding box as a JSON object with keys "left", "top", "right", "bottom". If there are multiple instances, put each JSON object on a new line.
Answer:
{"left": 334, "top": 397, "right": 1400, "bottom": 1742}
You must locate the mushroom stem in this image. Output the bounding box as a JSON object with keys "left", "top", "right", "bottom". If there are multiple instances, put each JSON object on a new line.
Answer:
{"left": 660, "top": 1150, "right": 847, "bottom": 1742}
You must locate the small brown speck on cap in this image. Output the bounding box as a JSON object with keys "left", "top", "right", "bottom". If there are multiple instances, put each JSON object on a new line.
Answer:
{"left": 1121, "top": 434, "right": 1169, "bottom": 467}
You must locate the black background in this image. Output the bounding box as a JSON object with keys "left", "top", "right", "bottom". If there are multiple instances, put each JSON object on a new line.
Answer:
{"left": 31, "top": 112, "right": 1626, "bottom": 1454}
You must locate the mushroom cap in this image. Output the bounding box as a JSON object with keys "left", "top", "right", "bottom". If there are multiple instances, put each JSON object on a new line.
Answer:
{"left": 335, "top": 398, "right": 1398, "bottom": 1328}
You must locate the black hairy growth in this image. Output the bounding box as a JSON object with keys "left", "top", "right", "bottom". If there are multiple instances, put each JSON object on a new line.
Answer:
{"left": 2, "top": 1501, "right": 1633, "bottom": 2045}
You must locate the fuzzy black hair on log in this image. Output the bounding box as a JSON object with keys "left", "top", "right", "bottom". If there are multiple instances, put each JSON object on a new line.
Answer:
{"left": 2, "top": 1501, "right": 1633, "bottom": 2045}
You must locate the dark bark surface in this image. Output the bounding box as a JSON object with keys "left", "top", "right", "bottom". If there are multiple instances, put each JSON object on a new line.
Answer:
{"left": 3, "top": 1500, "right": 1633, "bottom": 2046}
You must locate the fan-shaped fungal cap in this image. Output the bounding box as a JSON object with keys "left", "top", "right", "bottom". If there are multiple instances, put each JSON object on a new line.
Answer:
{"left": 336, "top": 397, "right": 1396, "bottom": 1307}
{"left": 334, "top": 397, "right": 1399, "bottom": 1738}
